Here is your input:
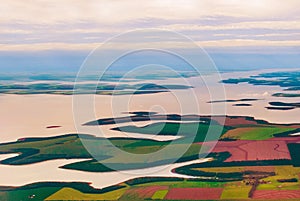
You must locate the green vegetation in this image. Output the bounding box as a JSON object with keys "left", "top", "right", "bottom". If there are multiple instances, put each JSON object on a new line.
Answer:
{"left": 151, "top": 190, "right": 168, "bottom": 199}
{"left": 6, "top": 187, "right": 60, "bottom": 201}
{"left": 288, "top": 143, "right": 300, "bottom": 167}
{"left": 272, "top": 93, "right": 300, "bottom": 98}
{"left": 169, "top": 180, "right": 224, "bottom": 188}
{"left": 174, "top": 167, "right": 274, "bottom": 182}
{"left": 0, "top": 134, "right": 93, "bottom": 165}
{"left": 257, "top": 166, "right": 300, "bottom": 190}
{"left": 0, "top": 113, "right": 298, "bottom": 171}
{"left": 112, "top": 122, "right": 229, "bottom": 143}
{"left": 221, "top": 182, "right": 252, "bottom": 199}
{"left": 88, "top": 112, "right": 299, "bottom": 141}
{"left": 0, "top": 132, "right": 206, "bottom": 172}
{"left": 0, "top": 181, "right": 126, "bottom": 201}
{"left": 222, "top": 71, "right": 300, "bottom": 110}
{"left": 222, "top": 71, "right": 300, "bottom": 91}
{"left": 233, "top": 127, "right": 295, "bottom": 140}
{"left": 61, "top": 144, "right": 203, "bottom": 172}
{"left": 45, "top": 187, "right": 127, "bottom": 200}
{"left": 274, "top": 128, "right": 300, "bottom": 137}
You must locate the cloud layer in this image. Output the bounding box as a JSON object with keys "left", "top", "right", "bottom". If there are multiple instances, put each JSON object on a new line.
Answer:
{"left": 1, "top": 0, "right": 300, "bottom": 51}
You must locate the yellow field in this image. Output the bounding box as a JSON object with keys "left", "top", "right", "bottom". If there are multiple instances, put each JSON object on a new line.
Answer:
{"left": 221, "top": 182, "right": 252, "bottom": 199}
{"left": 45, "top": 187, "right": 127, "bottom": 200}
{"left": 193, "top": 167, "right": 245, "bottom": 173}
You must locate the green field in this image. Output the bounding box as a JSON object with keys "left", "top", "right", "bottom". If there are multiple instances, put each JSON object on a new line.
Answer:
{"left": 221, "top": 182, "right": 252, "bottom": 199}
{"left": 1, "top": 165, "right": 300, "bottom": 201}
{"left": 151, "top": 190, "right": 168, "bottom": 200}
{"left": 222, "top": 126, "right": 296, "bottom": 140}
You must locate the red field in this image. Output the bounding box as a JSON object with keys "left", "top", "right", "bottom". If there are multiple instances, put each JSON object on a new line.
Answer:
{"left": 210, "top": 140, "right": 291, "bottom": 162}
{"left": 253, "top": 190, "right": 300, "bottom": 199}
{"left": 165, "top": 188, "right": 223, "bottom": 200}
{"left": 122, "top": 186, "right": 168, "bottom": 199}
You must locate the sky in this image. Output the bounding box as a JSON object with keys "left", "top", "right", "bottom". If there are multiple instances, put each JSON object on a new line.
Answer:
{"left": 0, "top": 0, "right": 300, "bottom": 71}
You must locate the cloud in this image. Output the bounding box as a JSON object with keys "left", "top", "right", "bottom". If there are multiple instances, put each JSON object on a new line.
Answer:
{"left": 162, "top": 21, "right": 300, "bottom": 31}
{"left": 1, "top": 39, "right": 300, "bottom": 52}
{"left": 0, "top": 0, "right": 300, "bottom": 51}
{"left": 1, "top": 0, "right": 300, "bottom": 24}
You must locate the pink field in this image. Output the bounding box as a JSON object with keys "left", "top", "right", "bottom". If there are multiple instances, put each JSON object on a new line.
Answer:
{"left": 165, "top": 188, "right": 223, "bottom": 200}
{"left": 211, "top": 140, "right": 291, "bottom": 162}
{"left": 253, "top": 190, "right": 300, "bottom": 199}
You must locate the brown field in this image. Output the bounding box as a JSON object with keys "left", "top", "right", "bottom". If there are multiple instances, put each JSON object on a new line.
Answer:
{"left": 165, "top": 188, "right": 223, "bottom": 200}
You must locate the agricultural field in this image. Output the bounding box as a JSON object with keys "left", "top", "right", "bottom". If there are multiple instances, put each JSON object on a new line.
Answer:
{"left": 46, "top": 187, "right": 127, "bottom": 200}
{"left": 2, "top": 165, "right": 300, "bottom": 200}
{"left": 221, "top": 182, "right": 252, "bottom": 199}
{"left": 164, "top": 187, "right": 223, "bottom": 200}
{"left": 221, "top": 127, "right": 295, "bottom": 140}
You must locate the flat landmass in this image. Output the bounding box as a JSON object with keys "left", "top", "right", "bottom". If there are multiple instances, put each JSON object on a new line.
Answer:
{"left": 1, "top": 112, "right": 300, "bottom": 200}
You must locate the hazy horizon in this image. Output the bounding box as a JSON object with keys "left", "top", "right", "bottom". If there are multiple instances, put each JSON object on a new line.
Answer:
{"left": 1, "top": 0, "right": 300, "bottom": 72}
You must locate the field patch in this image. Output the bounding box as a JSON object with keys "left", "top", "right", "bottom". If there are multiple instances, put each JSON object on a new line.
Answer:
{"left": 151, "top": 190, "right": 168, "bottom": 200}
{"left": 165, "top": 187, "right": 223, "bottom": 200}
{"left": 222, "top": 127, "right": 295, "bottom": 140}
{"left": 212, "top": 140, "right": 291, "bottom": 162}
{"left": 257, "top": 166, "right": 300, "bottom": 190}
{"left": 120, "top": 186, "right": 168, "bottom": 200}
{"left": 45, "top": 187, "right": 126, "bottom": 200}
{"left": 253, "top": 190, "right": 300, "bottom": 199}
{"left": 221, "top": 182, "right": 252, "bottom": 199}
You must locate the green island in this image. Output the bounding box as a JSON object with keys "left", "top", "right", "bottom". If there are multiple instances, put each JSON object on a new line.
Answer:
{"left": 272, "top": 93, "right": 300, "bottom": 98}
{"left": 222, "top": 71, "right": 300, "bottom": 111}
{"left": 222, "top": 71, "right": 300, "bottom": 91}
